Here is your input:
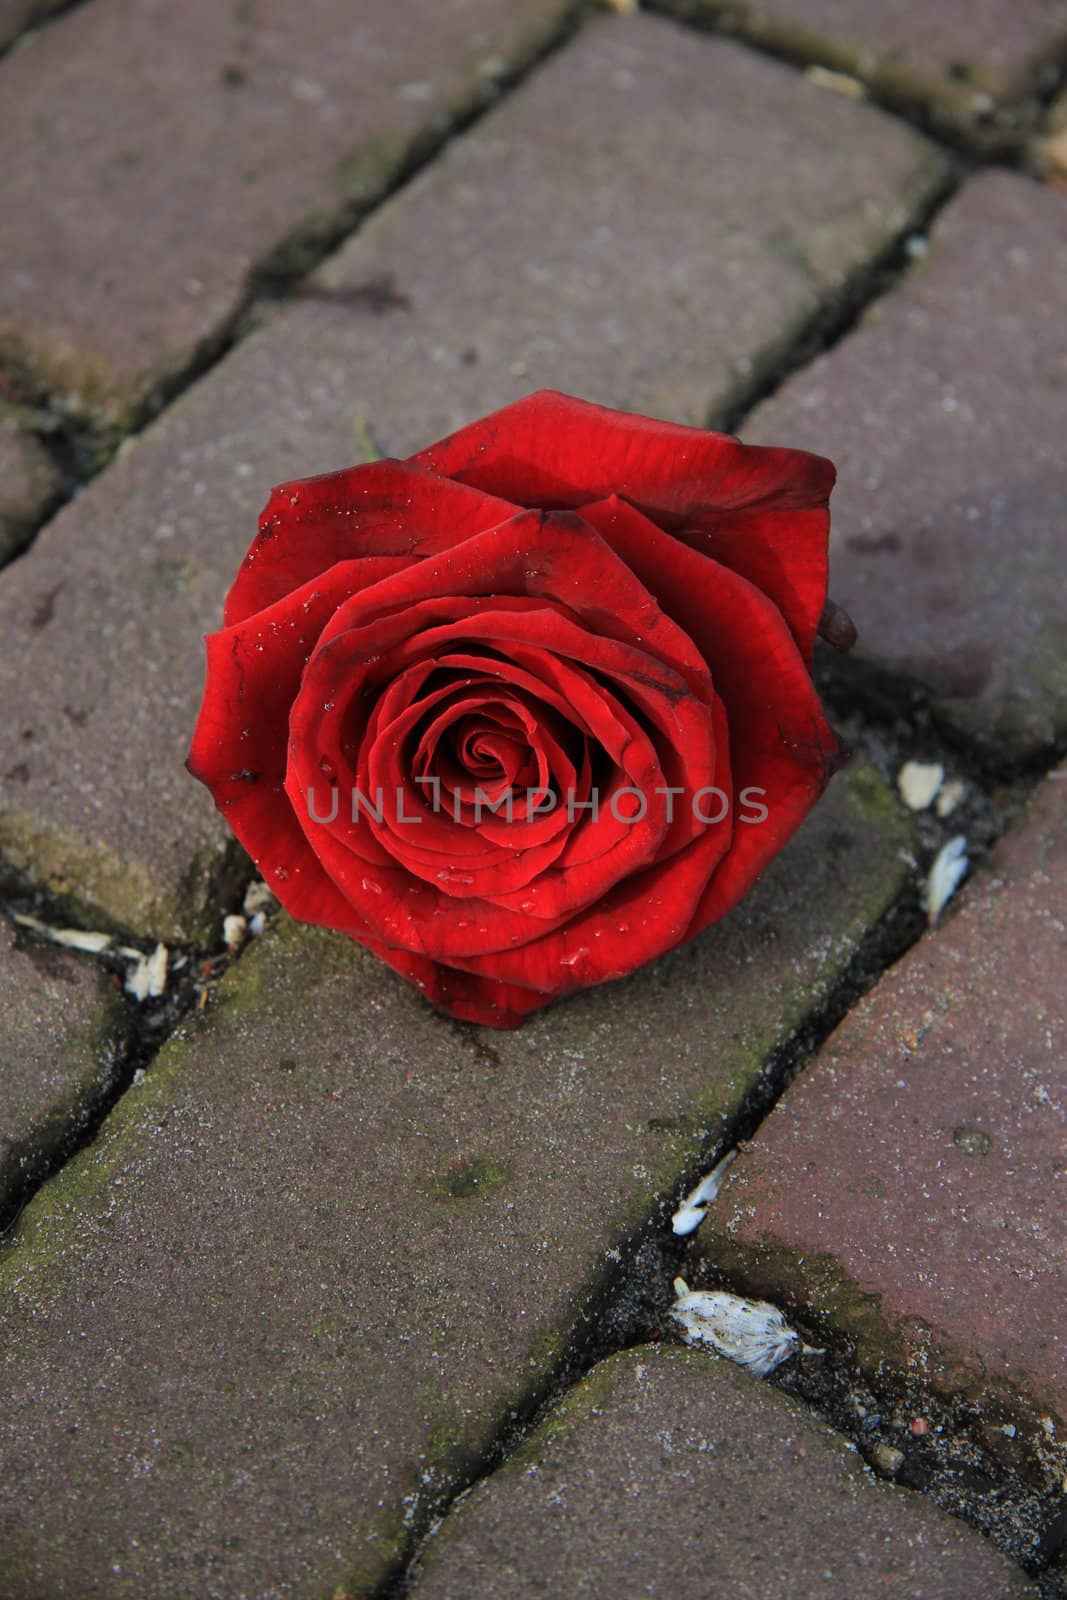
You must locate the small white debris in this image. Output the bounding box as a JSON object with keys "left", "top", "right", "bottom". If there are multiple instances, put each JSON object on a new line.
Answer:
{"left": 290, "top": 75, "right": 326, "bottom": 104}
{"left": 905, "top": 234, "right": 928, "bottom": 260}
{"left": 248, "top": 912, "right": 266, "bottom": 937}
{"left": 669, "top": 1278, "right": 822, "bottom": 1377}
{"left": 12, "top": 913, "right": 113, "bottom": 954}
{"left": 671, "top": 1150, "right": 738, "bottom": 1236}
{"left": 935, "top": 778, "right": 966, "bottom": 818}
{"left": 897, "top": 760, "right": 944, "bottom": 811}
{"left": 125, "top": 942, "right": 168, "bottom": 1002}
{"left": 243, "top": 879, "right": 276, "bottom": 918}
{"left": 924, "top": 836, "right": 968, "bottom": 927}
{"left": 222, "top": 914, "right": 247, "bottom": 950}
{"left": 804, "top": 64, "right": 867, "bottom": 100}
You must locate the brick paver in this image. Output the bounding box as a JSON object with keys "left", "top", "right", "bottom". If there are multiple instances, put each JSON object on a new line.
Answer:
{"left": 662, "top": 0, "right": 1067, "bottom": 147}
{"left": 748, "top": 171, "right": 1067, "bottom": 765}
{"left": 0, "top": 14, "right": 947, "bottom": 941}
{"left": 0, "top": 0, "right": 577, "bottom": 428}
{"left": 409, "top": 1348, "right": 1036, "bottom": 1599}
{"left": 0, "top": 412, "right": 58, "bottom": 563}
{"left": 0, "top": 762, "right": 913, "bottom": 1598}
{"left": 692, "top": 761, "right": 1067, "bottom": 1437}
{"left": 0, "top": 914, "right": 127, "bottom": 1217}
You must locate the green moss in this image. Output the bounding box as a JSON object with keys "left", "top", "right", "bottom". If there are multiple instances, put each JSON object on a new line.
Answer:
{"left": 431, "top": 1155, "right": 509, "bottom": 1202}
{"left": 0, "top": 807, "right": 239, "bottom": 946}
{"left": 842, "top": 762, "right": 908, "bottom": 835}
{"left": 335, "top": 133, "right": 408, "bottom": 205}
{"left": 0, "top": 978, "right": 130, "bottom": 1213}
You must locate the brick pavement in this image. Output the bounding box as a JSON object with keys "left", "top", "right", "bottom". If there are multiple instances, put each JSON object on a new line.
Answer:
{"left": 0, "top": 912, "right": 127, "bottom": 1217}
{"left": 1, "top": 3, "right": 1065, "bottom": 1596}
{"left": 0, "top": 764, "right": 912, "bottom": 1598}
{"left": 0, "top": 0, "right": 578, "bottom": 428}
{"left": 692, "top": 761, "right": 1067, "bottom": 1443}
{"left": 0, "top": 12, "right": 947, "bottom": 943}
{"left": 659, "top": 0, "right": 1067, "bottom": 148}
{"left": 409, "top": 1348, "right": 1037, "bottom": 1599}
{"left": 748, "top": 171, "right": 1067, "bottom": 764}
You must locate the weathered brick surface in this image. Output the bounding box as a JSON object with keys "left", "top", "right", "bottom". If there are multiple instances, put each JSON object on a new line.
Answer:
{"left": 0, "top": 914, "right": 127, "bottom": 1216}
{"left": 410, "top": 1348, "right": 1036, "bottom": 1600}
{"left": 749, "top": 171, "right": 1067, "bottom": 765}
{"left": 0, "top": 413, "right": 58, "bottom": 564}
{"left": 693, "top": 761, "right": 1067, "bottom": 1437}
{"left": 662, "top": 0, "right": 1067, "bottom": 145}
{"left": 0, "top": 0, "right": 578, "bottom": 426}
{"left": 0, "top": 763, "right": 913, "bottom": 1599}
{"left": 0, "top": 14, "right": 946, "bottom": 940}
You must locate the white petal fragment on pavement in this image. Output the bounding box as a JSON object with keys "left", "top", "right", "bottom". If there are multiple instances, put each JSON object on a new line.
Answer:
{"left": 671, "top": 1150, "right": 738, "bottom": 1236}
{"left": 924, "top": 835, "right": 969, "bottom": 926}
{"left": 12, "top": 913, "right": 113, "bottom": 954}
{"left": 125, "top": 942, "right": 169, "bottom": 1002}
{"left": 669, "top": 1278, "right": 822, "bottom": 1377}
{"left": 936, "top": 777, "right": 966, "bottom": 817}
{"left": 897, "top": 760, "right": 945, "bottom": 811}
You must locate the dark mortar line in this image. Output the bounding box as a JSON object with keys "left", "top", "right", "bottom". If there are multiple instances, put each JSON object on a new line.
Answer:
{"left": 644, "top": 0, "right": 1066, "bottom": 164}
{"left": 814, "top": 650, "right": 1067, "bottom": 789}
{"left": 710, "top": 168, "right": 963, "bottom": 439}
{"left": 811, "top": 660, "right": 1067, "bottom": 897}
{"left": 0, "top": 1, "right": 591, "bottom": 576}
{"left": 356, "top": 712, "right": 1067, "bottom": 1594}
{"left": 0, "top": 893, "right": 257, "bottom": 1243}
{"left": 377, "top": 866, "right": 1065, "bottom": 1597}
{"left": 693, "top": 1258, "right": 1067, "bottom": 1589}
{"left": 346, "top": 888, "right": 936, "bottom": 1600}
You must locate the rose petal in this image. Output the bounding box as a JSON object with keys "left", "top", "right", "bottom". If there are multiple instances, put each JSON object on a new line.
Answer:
{"left": 576, "top": 494, "right": 838, "bottom": 935}
{"left": 224, "top": 459, "right": 520, "bottom": 626}
{"left": 411, "top": 391, "right": 834, "bottom": 656}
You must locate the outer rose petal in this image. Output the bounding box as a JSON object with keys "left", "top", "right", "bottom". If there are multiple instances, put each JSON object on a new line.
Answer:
{"left": 224, "top": 459, "right": 520, "bottom": 626}
{"left": 409, "top": 390, "right": 834, "bottom": 661}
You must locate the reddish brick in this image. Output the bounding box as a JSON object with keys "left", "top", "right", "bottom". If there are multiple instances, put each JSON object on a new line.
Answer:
{"left": 0, "top": 0, "right": 578, "bottom": 426}
{"left": 0, "top": 913, "right": 127, "bottom": 1215}
{"left": 412, "top": 1349, "right": 1036, "bottom": 1600}
{"left": 0, "top": 412, "right": 58, "bottom": 563}
{"left": 662, "top": 0, "right": 1067, "bottom": 146}
{"left": 0, "top": 14, "right": 945, "bottom": 938}
{"left": 749, "top": 172, "right": 1067, "bottom": 764}
{"left": 0, "top": 765, "right": 912, "bottom": 1598}
{"left": 693, "top": 761, "right": 1067, "bottom": 1438}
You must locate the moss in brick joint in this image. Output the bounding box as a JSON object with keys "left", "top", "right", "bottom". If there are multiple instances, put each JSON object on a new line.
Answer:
{"left": 0, "top": 1023, "right": 198, "bottom": 1299}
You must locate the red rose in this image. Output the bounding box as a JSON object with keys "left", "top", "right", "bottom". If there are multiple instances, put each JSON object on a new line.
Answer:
{"left": 188, "top": 391, "right": 842, "bottom": 1027}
